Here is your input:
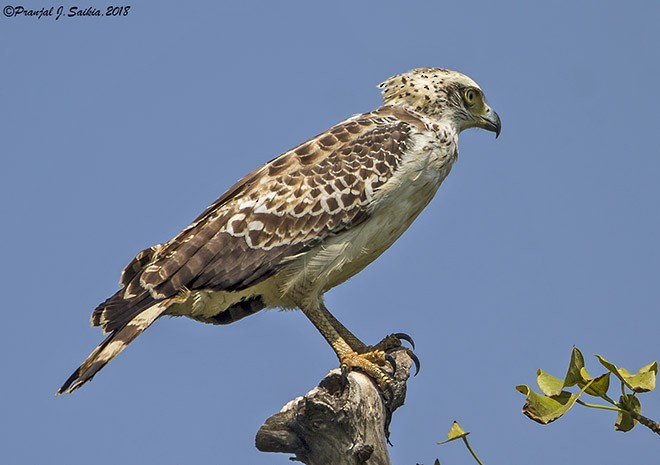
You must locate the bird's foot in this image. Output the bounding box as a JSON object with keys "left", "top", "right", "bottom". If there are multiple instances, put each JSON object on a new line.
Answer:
{"left": 338, "top": 333, "right": 420, "bottom": 400}
{"left": 363, "top": 332, "right": 420, "bottom": 376}
{"left": 337, "top": 335, "right": 419, "bottom": 444}
{"left": 339, "top": 350, "right": 393, "bottom": 395}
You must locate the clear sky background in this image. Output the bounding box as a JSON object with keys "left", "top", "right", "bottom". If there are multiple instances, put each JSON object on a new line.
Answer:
{"left": 2, "top": 1, "right": 659, "bottom": 464}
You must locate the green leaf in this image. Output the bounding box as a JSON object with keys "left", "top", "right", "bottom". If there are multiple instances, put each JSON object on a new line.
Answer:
{"left": 537, "top": 369, "right": 565, "bottom": 397}
{"left": 578, "top": 367, "right": 610, "bottom": 397}
{"left": 517, "top": 379, "right": 594, "bottom": 424}
{"left": 615, "top": 394, "right": 642, "bottom": 432}
{"left": 618, "top": 362, "right": 657, "bottom": 393}
{"left": 516, "top": 385, "right": 576, "bottom": 424}
{"left": 535, "top": 347, "right": 588, "bottom": 396}
{"left": 437, "top": 421, "right": 469, "bottom": 444}
{"left": 564, "top": 346, "right": 585, "bottom": 387}
{"left": 596, "top": 356, "right": 657, "bottom": 393}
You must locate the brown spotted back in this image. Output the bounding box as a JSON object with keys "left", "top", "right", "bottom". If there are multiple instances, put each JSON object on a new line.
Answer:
{"left": 130, "top": 106, "right": 426, "bottom": 300}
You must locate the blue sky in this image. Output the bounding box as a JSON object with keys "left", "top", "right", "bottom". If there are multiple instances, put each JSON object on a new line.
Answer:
{"left": 2, "top": 1, "right": 659, "bottom": 463}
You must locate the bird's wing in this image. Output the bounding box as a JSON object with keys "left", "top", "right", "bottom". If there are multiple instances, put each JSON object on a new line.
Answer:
{"left": 117, "top": 106, "right": 426, "bottom": 308}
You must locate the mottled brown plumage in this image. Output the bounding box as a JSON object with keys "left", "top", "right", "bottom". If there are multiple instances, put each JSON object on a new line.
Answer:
{"left": 137, "top": 107, "right": 417, "bottom": 300}
{"left": 58, "top": 68, "right": 500, "bottom": 395}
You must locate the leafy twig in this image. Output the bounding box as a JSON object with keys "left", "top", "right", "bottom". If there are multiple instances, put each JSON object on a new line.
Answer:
{"left": 516, "top": 346, "right": 659, "bottom": 435}
{"left": 437, "top": 422, "right": 486, "bottom": 465}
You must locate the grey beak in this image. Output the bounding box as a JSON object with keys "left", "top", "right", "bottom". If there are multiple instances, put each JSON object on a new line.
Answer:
{"left": 483, "top": 110, "right": 501, "bottom": 138}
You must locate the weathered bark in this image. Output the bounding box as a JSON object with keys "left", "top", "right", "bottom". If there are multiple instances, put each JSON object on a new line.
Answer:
{"left": 256, "top": 350, "right": 413, "bottom": 465}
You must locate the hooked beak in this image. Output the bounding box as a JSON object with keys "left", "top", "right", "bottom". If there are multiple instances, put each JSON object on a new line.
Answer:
{"left": 481, "top": 109, "right": 501, "bottom": 138}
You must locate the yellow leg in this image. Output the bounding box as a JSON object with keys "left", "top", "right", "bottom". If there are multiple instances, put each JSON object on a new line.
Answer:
{"left": 316, "top": 304, "right": 417, "bottom": 371}
{"left": 301, "top": 303, "right": 393, "bottom": 390}
{"left": 315, "top": 303, "right": 368, "bottom": 352}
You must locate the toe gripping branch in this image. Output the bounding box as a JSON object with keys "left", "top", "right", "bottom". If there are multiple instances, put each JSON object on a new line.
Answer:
{"left": 384, "top": 332, "right": 420, "bottom": 376}
{"left": 337, "top": 332, "right": 420, "bottom": 443}
{"left": 376, "top": 333, "right": 420, "bottom": 443}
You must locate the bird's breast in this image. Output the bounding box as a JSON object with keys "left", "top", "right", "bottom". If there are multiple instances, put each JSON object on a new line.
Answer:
{"left": 274, "top": 130, "right": 457, "bottom": 307}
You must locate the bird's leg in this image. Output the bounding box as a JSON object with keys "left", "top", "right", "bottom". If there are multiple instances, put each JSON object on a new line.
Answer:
{"left": 315, "top": 304, "right": 420, "bottom": 376}
{"left": 301, "top": 303, "right": 393, "bottom": 392}
{"left": 315, "top": 303, "right": 368, "bottom": 353}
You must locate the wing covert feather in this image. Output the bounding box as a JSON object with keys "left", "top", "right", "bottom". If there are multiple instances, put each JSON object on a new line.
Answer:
{"left": 137, "top": 107, "right": 424, "bottom": 298}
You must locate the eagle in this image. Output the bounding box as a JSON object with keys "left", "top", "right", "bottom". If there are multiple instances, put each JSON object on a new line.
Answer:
{"left": 57, "top": 68, "right": 500, "bottom": 395}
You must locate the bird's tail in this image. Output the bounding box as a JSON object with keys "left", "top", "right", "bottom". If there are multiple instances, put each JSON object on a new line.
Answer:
{"left": 56, "top": 301, "right": 169, "bottom": 395}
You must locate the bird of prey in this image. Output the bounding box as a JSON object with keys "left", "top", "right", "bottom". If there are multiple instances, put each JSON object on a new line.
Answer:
{"left": 57, "top": 68, "right": 500, "bottom": 395}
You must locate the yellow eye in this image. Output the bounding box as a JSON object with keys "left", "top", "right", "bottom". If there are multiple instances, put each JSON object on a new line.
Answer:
{"left": 464, "top": 88, "right": 479, "bottom": 105}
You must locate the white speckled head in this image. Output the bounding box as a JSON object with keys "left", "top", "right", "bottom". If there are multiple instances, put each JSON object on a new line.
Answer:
{"left": 379, "top": 68, "right": 501, "bottom": 136}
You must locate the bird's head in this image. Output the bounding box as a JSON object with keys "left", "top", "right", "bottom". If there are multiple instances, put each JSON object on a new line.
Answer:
{"left": 379, "top": 68, "right": 501, "bottom": 137}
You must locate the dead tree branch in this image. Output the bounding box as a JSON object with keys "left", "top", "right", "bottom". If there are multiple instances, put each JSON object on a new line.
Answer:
{"left": 256, "top": 350, "right": 414, "bottom": 465}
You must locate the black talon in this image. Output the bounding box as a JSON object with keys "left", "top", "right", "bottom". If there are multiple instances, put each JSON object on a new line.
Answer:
{"left": 409, "top": 350, "right": 421, "bottom": 376}
{"left": 393, "top": 332, "right": 415, "bottom": 350}
{"left": 383, "top": 403, "right": 393, "bottom": 445}
{"left": 339, "top": 365, "right": 350, "bottom": 393}
{"left": 386, "top": 353, "right": 397, "bottom": 373}
{"left": 387, "top": 346, "right": 421, "bottom": 376}
{"left": 377, "top": 380, "right": 394, "bottom": 405}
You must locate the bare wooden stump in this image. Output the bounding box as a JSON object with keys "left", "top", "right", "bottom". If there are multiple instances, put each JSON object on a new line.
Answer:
{"left": 256, "top": 350, "right": 414, "bottom": 465}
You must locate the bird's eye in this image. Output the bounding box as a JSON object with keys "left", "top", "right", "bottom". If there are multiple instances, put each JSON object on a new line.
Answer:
{"left": 464, "top": 88, "right": 480, "bottom": 105}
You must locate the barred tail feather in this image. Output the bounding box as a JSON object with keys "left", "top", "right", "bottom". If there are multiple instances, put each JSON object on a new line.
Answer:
{"left": 56, "top": 302, "right": 169, "bottom": 395}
